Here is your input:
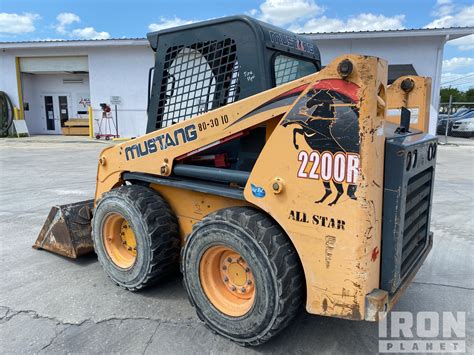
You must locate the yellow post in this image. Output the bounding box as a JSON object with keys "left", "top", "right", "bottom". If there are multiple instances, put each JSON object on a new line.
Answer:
{"left": 13, "top": 107, "right": 20, "bottom": 120}
{"left": 88, "top": 106, "right": 93, "bottom": 138}
{"left": 15, "top": 57, "right": 24, "bottom": 120}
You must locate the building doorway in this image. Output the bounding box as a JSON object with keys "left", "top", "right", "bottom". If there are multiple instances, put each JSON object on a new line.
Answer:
{"left": 19, "top": 56, "right": 90, "bottom": 135}
{"left": 40, "top": 93, "right": 72, "bottom": 134}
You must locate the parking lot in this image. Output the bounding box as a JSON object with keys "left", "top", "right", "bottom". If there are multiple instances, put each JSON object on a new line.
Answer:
{"left": 0, "top": 136, "right": 472, "bottom": 354}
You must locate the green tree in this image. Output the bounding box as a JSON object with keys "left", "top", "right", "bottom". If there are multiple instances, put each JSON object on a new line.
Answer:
{"left": 464, "top": 87, "right": 474, "bottom": 102}
{"left": 440, "top": 87, "right": 465, "bottom": 103}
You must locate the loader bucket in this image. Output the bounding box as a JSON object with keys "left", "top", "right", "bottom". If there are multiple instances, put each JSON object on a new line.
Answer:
{"left": 33, "top": 200, "right": 94, "bottom": 258}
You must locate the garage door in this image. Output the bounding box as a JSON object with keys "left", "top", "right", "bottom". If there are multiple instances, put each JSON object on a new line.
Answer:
{"left": 20, "top": 56, "right": 88, "bottom": 73}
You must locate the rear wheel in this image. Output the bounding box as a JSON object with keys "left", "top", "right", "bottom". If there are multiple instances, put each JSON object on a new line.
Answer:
{"left": 182, "top": 207, "right": 304, "bottom": 346}
{"left": 92, "top": 185, "right": 180, "bottom": 291}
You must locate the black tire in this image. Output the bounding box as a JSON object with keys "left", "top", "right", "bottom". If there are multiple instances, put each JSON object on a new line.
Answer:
{"left": 182, "top": 207, "right": 304, "bottom": 346}
{"left": 92, "top": 185, "right": 180, "bottom": 291}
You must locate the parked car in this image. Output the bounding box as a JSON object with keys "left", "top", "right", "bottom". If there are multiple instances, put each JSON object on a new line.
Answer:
{"left": 438, "top": 107, "right": 469, "bottom": 120}
{"left": 437, "top": 109, "right": 474, "bottom": 135}
{"left": 452, "top": 114, "right": 474, "bottom": 137}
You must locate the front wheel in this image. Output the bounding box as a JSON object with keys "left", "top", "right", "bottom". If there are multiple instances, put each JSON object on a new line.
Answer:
{"left": 92, "top": 185, "right": 180, "bottom": 291}
{"left": 182, "top": 207, "right": 304, "bottom": 346}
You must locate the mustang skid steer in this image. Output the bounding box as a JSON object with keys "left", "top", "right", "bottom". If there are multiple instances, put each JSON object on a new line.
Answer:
{"left": 34, "top": 16, "right": 437, "bottom": 345}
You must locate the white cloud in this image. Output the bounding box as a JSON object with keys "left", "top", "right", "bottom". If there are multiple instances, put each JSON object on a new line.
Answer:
{"left": 247, "top": 0, "right": 404, "bottom": 33}
{"left": 148, "top": 17, "right": 196, "bottom": 32}
{"left": 441, "top": 71, "right": 474, "bottom": 88}
{"left": 56, "top": 12, "right": 80, "bottom": 34}
{"left": 431, "top": 0, "right": 455, "bottom": 17}
{"left": 290, "top": 13, "right": 405, "bottom": 33}
{"left": 71, "top": 27, "right": 110, "bottom": 40}
{"left": 442, "top": 57, "right": 474, "bottom": 71}
{"left": 0, "top": 12, "right": 40, "bottom": 34}
{"left": 31, "top": 37, "right": 65, "bottom": 42}
{"left": 448, "top": 34, "right": 474, "bottom": 51}
{"left": 51, "top": 12, "right": 110, "bottom": 40}
{"left": 425, "top": 5, "right": 474, "bottom": 28}
{"left": 251, "top": 0, "right": 324, "bottom": 26}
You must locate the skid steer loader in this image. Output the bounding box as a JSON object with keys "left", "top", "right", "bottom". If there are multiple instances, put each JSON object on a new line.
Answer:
{"left": 34, "top": 16, "right": 437, "bottom": 345}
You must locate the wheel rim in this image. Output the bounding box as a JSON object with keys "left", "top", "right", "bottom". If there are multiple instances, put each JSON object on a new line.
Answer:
{"left": 102, "top": 213, "right": 137, "bottom": 269}
{"left": 199, "top": 245, "right": 255, "bottom": 317}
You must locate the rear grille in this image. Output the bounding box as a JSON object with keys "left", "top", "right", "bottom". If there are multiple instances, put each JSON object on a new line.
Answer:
{"left": 401, "top": 168, "right": 432, "bottom": 277}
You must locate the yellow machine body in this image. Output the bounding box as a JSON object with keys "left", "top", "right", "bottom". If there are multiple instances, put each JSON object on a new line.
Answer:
{"left": 86, "top": 54, "right": 433, "bottom": 321}
{"left": 386, "top": 75, "right": 432, "bottom": 133}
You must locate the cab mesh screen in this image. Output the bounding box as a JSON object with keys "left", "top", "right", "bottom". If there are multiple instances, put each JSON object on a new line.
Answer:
{"left": 274, "top": 54, "right": 317, "bottom": 86}
{"left": 156, "top": 38, "right": 240, "bottom": 129}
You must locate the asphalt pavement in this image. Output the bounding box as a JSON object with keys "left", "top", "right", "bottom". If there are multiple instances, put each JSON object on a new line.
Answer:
{"left": 0, "top": 135, "right": 472, "bottom": 354}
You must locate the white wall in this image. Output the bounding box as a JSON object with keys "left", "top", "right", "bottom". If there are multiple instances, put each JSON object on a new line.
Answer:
{"left": 1, "top": 36, "right": 445, "bottom": 136}
{"left": 21, "top": 73, "right": 90, "bottom": 134}
{"left": 88, "top": 46, "right": 154, "bottom": 138}
{"left": 0, "top": 52, "right": 21, "bottom": 110}
{"left": 0, "top": 44, "right": 154, "bottom": 137}
{"left": 311, "top": 35, "right": 445, "bottom": 134}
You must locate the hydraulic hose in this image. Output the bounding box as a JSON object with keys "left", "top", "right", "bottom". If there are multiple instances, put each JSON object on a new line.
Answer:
{"left": 0, "top": 91, "right": 14, "bottom": 137}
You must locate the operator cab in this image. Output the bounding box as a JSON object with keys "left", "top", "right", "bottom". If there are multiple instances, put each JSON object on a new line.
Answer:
{"left": 146, "top": 15, "right": 321, "bottom": 171}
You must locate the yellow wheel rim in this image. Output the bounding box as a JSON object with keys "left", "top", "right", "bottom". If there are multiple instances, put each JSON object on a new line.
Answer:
{"left": 199, "top": 246, "right": 255, "bottom": 317}
{"left": 102, "top": 213, "right": 137, "bottom": 269}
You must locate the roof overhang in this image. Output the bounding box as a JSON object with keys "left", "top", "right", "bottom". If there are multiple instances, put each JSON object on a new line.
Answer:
{"left": 0, "top": 38, "right": 149, "bottom": 50}
{"left": 304, "top": 27, "right": 473, "bottom": 41}
{"left": 1, "top": 27, "right": 472, "bottom": 50}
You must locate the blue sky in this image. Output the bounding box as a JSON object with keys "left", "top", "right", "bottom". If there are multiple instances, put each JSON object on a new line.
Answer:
{"left": 1, "top": 0, "right": 473, "bottom": 89}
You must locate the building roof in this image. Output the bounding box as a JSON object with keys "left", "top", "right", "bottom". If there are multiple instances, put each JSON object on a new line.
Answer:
{"left": 388, "top": 64, "right": 418, "bottom": 84}
{"left": 1, "top": 26, "right": 472, "bottom": 49}
{"left": 0, "top": 38, "right": 150, "bottom": 49}
{"left": 305, "top": 26, "right": 473, "bottom": 40}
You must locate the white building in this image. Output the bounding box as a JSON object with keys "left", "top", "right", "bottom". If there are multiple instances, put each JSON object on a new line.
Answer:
{"left": 1, "top": 26, "right": 472, "bottom": 137}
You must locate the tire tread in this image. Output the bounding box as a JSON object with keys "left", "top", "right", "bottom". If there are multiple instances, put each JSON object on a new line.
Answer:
{"left": 183, "top": 206, "right": 304, "bottom": 346}
{"left": 93, "top": 185, "right": 180, "bottom": 291}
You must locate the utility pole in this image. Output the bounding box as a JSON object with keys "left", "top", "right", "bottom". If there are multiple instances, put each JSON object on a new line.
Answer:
{"left": 444, "top": 94, "right": 452, "bottom": 144}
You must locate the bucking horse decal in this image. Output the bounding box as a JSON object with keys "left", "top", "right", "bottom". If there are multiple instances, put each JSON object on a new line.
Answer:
{"left": 282, "top": 79, "right": 361, "bottom": 206}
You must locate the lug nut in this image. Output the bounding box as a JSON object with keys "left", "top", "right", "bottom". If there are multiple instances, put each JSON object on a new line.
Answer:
{"left": 227, "top": 257, "right": 233, "bottom": 262}
{"left": 231, "top": 286, "right": 236, "bottom": 291}
{"left": 224, "top": 276, "right": 229, "bottom": 282}
{"left": 245, "top": 267, "right": 250, "bottom": 272}
{"left": 222, "top": 265, "right": 227, "bottom": 270}
{"left": 241, "top": 287, "right": 246, "bottom": 293}
{"left": 247, "top": 280, "right": 252, "bottom": 285}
